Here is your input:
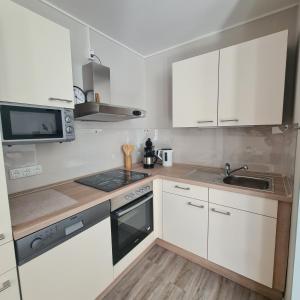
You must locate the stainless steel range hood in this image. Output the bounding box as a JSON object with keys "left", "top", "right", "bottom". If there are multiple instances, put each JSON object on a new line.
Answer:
{"left": 75, "top": 102, "right": 145, "bottom": 122}
{"left": 74, "top": 62, "right": 145, "bottom": 122}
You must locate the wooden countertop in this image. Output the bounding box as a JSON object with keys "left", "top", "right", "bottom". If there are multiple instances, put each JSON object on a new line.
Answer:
{"left": 10, "top": 163, "right": 292, "bottom": 240}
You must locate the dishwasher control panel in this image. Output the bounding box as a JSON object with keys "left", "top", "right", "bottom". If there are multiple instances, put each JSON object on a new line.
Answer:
{"left": 15, "top": 201, "right": 110, "bottom": 266}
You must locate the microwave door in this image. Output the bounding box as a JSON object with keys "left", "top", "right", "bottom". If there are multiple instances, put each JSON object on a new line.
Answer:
{"left": 0, "top": 105, "right": 65, "bottom": 144}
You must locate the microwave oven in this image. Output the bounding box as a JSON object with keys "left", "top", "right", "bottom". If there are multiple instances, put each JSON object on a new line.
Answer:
{"left": 0, "top": 102, "right": 75, "bottom": 145}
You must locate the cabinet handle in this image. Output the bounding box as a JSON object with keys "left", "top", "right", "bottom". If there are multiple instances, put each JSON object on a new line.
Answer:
{"left": 187, "top": 202, "right": 204, "bottom": 209}
{"left": 49, "top": 97, "right": 73, "bottom": 103}
{"left": 197, "top": 120, "right": 214, "bottom": 124}
{"left": 220, "top": 119, "right": 239, "bottom": 122}
{"left": 0, "top": 280, "right": 11, "bottom": 293}
{"left": 211, "top": 208, "right": 231, "bottom": 216}
{"left": 0, "top": 234, "right": 5, "bottom": 240}
{"left": 174, "top": 185, "right": 190, "bottom": 191}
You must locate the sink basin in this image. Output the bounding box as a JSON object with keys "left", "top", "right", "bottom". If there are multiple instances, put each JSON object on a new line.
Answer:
{"left": 223, "top": 175, "right": 273, "bottom": 191}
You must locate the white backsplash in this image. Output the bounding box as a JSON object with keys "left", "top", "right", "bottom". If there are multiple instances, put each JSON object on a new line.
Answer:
{"left": 156, "top": 127, "right": 297, "bottom": 176}
{"left": 3, "top": 124, "right": 297, "bottom": 194}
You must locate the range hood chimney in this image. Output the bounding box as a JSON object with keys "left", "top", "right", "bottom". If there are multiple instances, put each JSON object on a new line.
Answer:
{"left": 74, "top": 62, "right": 146, "bottom": 122}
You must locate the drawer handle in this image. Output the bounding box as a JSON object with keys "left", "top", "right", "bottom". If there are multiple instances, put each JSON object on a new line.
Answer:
{"left": 220, "top": 119, "right": 239, "bottom": 122}
{"left": 211, "top": 208, "right": 231, "bottom": 216}
{"left": 187, "top": 202, "right": 204, "bottom": 209}
{"left": 197, "top": 120, "right": 214, "bottom": 124}
{"left": 49, "top": 97, "right": 73, "bottom": 103}
{"left": 0, "top": 280, "right": 11, "bottom": 293}
{"left": 0, "top": 234, "right": 5, "bottom": 240}
{"left": 174, "top": 185, "right": 190, "bottom": 191}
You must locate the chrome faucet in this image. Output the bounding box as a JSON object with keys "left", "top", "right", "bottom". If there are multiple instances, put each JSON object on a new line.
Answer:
{"left": 224, "top": 163, "right": 248, "bottom": 177}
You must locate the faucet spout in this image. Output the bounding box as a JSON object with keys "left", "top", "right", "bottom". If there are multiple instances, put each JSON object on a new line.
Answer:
{"left": 224, "top": 163, "right": 231, "bottom": 176}
{"left": 224, "top": 163, "right": 248, "bottom": 177}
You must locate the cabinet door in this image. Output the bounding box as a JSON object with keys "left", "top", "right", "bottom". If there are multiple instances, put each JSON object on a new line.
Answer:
{"left": 172, "top": 51, "right": 219, "bottom": 127}
{"left": 0, "top": 0, "right": 74, "bottom": 108}
{"left": 19, "top": 218, "right": 113, "bottom": 300}
{"left": 0, "top": 136, "right": 12, "bottom": 246}
{"left": 0, "top": 269, "right": 20, "bottom": 300}
{"left": 0, "top": 242, "right": 16, "bottom": 275}
{"left": 218, "top": 31, "right": 287, "bottom": 126}
{"left": 208, "top": 204, "right": 276, "bottom": 287}
{"left": 163, "top": 192, "right": 208, "bottom": 258}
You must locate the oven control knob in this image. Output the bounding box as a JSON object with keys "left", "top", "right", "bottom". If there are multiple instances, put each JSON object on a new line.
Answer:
{"left": 31, "top": 237, "right": 42, "bottom": 249}
{"left": 65, "top": 116, "right": 71, "bottom": 123}
{"left": 66, "top": 126, "right": 73, "bottom": 134}
{"left": 125, "top": 195, "right": 130, "bottom": 200}
{"left": 140, "top": 188, "right": 145, "bottom": 193}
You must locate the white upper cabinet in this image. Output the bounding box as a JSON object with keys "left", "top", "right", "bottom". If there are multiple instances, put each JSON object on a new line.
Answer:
{"left": 172, "top": 31, "right": 288, "bottom": 127}
{"left": 172, "top": 51, "right": 219, "bottom": 127}
{"left": 0, "top": 0, "right": 74, "bottom": 108}
{"left": 218, "top": 31, "right": 288, "bottom": 126}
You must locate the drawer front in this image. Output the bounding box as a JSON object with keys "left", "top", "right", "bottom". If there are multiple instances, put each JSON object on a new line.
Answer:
{"left": 0, "top": 242, "right": 16, "bottom": 275}
{"left": 209, "top": 189, "right": 278, "bottom": 218}
{"left": 163, "top": 180, "right": 208, "bottom": 201}
{"left": 0, "top": 269, "right": 20, "bottom": 300}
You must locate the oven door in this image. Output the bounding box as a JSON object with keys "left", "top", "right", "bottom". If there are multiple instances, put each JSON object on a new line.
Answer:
{"left": 0, "top": 104, "right": 64, "bottom": 144}
{"left": 110, "top": 193, "right": 153, "bottom": 265}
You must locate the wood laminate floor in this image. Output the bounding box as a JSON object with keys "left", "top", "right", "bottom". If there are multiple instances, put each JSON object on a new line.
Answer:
{"left": 101, "top": 245, "right": 269, "bottom": 300}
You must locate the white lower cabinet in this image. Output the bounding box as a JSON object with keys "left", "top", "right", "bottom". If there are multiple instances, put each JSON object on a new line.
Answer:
{"left": 19, "top": 218, "right": 113, "bottom": 300}
{"left": 0, "top": 242, "right": 16, "bottom": 276}
{"left": 0, "top": 269, "right": 20, "bottom": 300}
{"left": 208, "top": 203, "right": 277, "bottom": 287}
{"left": 162, "top": 181, "right": 278, "bottom": 288}
{"left": 163, "top": 192, "right": 208, "bottom": 258}
{"left": 0, "top": 136, "right": 13, "bottom": 247}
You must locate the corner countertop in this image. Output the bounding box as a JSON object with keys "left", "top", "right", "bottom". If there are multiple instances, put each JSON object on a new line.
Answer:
{"left": 9, "top": 163, "right": 292, "bottom": 240}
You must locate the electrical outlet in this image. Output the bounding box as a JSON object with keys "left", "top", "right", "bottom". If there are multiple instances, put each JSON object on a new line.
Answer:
{"left": 10, "top": 165, "right": 42, "bottom": 180}
{"left": 143, "top": 129, "right": 158, "bottom": 140}
{"left": 89, "top": 49, "right": 95, "bottom": 60}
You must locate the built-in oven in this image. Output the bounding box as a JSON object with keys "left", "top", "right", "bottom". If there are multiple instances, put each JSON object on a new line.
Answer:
{"left": 110, "top": 183, "right": 153, "bottom": 265}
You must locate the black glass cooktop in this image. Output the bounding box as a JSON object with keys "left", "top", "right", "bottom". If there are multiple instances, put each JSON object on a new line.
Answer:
{"left": 75, "top": 169, "right": 149, "bottom": 192}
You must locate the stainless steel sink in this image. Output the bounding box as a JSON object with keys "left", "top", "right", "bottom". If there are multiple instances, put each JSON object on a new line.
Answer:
{"left": 223, "top": 175, "right": 273, "bottom": 191}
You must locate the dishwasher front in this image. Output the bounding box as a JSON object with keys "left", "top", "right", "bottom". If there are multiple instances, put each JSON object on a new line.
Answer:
{"left": 15, "top": 201, "right": 113, "bottom": 300}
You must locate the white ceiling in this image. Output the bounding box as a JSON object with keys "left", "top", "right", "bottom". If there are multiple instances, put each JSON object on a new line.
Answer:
{"left": 45, "top": 0, "right": 298, "bottom": 56}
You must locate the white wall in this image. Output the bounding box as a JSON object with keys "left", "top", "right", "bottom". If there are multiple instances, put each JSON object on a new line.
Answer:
{"left": 5, "top": 125, "right": 297, "bottom": 194}
{"left": 4, "top": 126, "right": 151, "bottom": 193}
{"left": 3, "top": 1, "right": 299, "bottom": 195}
{"left": 157, "top": 127, "right": 297, "bottom": 176}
